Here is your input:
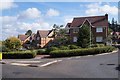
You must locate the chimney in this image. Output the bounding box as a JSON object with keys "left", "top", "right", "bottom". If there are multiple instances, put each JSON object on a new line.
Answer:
{"left": 105, "top": 13, "right": 108, "bottom": 20}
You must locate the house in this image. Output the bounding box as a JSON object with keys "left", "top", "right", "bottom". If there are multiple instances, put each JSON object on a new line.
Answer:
{"left": 35, "top": 30, "right": 54, "bottom": 48}
{"left": 111, "top": 32, "right": 120, "bottom": 43}
{"left": 18, "top": 34, "right": 36, "bottom": 48}
{"left": 18, "top": 35, "right": 29, "bottom": 45}
{"left": 18, "top": 30, "right": 54, "bottom": 48}
{"left": 65, "top": 14, "right": 108, "bottom": 44}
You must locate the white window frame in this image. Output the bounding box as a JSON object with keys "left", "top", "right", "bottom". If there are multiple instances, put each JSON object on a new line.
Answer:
{"left": 66, "top": 29, "right": 70, "bottom": 33}
{"left": 96, "top": 37, "right": 103, "bottom": 42}
{"left": 96, "top": 27, "right": 103, "bottom": 32}
{"left": 73, "top": 28, "right": 79, "bottom": 33}
{"left": 73, "top": 36, "right": 77, "bottom": 42}
{"left": 37, "top": 44, "right": 39, "bottom": 47}
{"left": 37, "top": 37, "right": 40, "bottom": 40}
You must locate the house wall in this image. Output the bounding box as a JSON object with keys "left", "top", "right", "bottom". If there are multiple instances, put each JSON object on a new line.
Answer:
{"left": 70, "top": 26, "right": 108, "bottom": 44}
{"left": 92, "top": 26, "right": 108, "bottom": 43}
{"left": 40, "top": 37, "right": 54, "bottom": 48}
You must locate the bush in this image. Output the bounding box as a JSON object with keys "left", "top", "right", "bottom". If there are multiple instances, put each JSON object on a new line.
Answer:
{"left": 68, "top": 45, "right": 80, "bottom": 49}
{"left": 1, "top": 45, "right": 11, "bottom": 52}
{"left": 46, "top": 47, "right": 59, "bottom": 53}
{"left": 50, "top": 46, "right": 115, "bottom": 58}
{"left": 91, "top": 44, "right": 105, "bottom": 47}
{"left": 59, "top": 46, "right": 69, "bottom": 50}
{"left": 35, "top": 49, "right": 46, "bottom": 55}
{"left": 2, "top": 51, "right": 36, "bottom": 59}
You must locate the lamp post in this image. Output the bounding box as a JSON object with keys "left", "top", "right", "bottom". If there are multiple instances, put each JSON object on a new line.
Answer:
{"left": 90, "top": 25, "right": 92, "bottom": 48}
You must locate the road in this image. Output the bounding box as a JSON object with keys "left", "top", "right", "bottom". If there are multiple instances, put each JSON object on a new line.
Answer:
{"left": 1, "top": 49, "right": 119, "bottom": 79}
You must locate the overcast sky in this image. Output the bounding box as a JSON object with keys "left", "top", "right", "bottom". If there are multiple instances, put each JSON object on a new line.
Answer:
{"left": 0, "top": 0, "right": 119, "bottom": 40}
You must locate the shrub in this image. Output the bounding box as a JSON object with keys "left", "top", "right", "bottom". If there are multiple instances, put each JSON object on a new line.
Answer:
{"left": 2, "top": 51, "right": 36, "bottom": 59}
{"left": 91, "top": 44, "right": 105, "bottom": 47}
{"left": 68, "top": 45, "right": 79, "bottom": 49}
{"left": 1, "top": 45, "right": 11, "bottom": 52}
{"left": 59, "top": 46, "right": 69, "bottom": 50}
{"left": 50, "top": 46, "right": 115, "bottom": 58}
{"left": 46, "top": 47, "right": 59, "bottom": 53}
{"left": 36, "top": 49, "right": 46, "bottom": 55}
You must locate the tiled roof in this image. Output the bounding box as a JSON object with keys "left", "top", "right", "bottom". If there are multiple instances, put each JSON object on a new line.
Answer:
{"left": 18, "top": 35, "right": 29, "bottom": 41}
{"left": 37, "top": 30, "right": 52, "bottom": 38}
{"left": 70, "top": 14, "right": 108, "bottom": 27}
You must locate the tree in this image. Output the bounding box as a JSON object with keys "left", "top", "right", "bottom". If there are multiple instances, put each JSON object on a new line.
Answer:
{"left": 25, "top": 30, "right": 32, "bottom": 36}
{"left": 52, "top": 24, "right": 63, "bottom": 38}
{"left": 52, "top": 24, "right": 69, "bottom": 46}
{"left": 4, "top": 37, "right": 21, "bottom": 51}
{"left": 77, "top": 24, "right": 93, "bottom": 48}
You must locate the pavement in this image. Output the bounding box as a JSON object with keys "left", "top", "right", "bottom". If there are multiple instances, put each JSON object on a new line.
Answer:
{"left": 1, "top": 49, "right": 119, "bottom": 78}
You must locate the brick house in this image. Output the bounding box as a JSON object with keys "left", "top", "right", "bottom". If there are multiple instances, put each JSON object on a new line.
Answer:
{"left": 18, "top": 34, "right": 36, "bottom": 48}
{"left": 35, "top": 30, "right": 54, "bottom": 48}
{"left": 65, "top": 14, "right": 108, "bottom": 44}
{"left": 18, "top": 35, "right": 29, "bottom": 45}
{"left": 18, "top": 30, "right": 54, "bottom": 48}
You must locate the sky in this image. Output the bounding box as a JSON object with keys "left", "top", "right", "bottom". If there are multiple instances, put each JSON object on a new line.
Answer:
{"left": 0, "top": 0, "right": 119, "bottom": 40}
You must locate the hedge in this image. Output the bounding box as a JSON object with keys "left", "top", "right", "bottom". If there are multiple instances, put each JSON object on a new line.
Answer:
{"left": 50, "top": 46, "right": 115, "bottom": 58}
{"left": 35, "top": 49, "right": 46, "bottom": 55}
{"left": 2, "top": 51, "right": 36, "bottom": 59}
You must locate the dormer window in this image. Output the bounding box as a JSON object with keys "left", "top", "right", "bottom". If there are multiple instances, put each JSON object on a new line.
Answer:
{"left": 96, "top": 27, "right": 103, "bottom": 32}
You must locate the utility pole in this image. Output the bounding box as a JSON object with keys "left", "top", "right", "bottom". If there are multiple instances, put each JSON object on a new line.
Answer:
{"left": 90, "top": 25, "right": 92, "bottom": 48}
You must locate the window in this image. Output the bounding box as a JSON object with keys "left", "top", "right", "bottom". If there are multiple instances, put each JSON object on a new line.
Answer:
{"left": 30, "top": 40, "right": 32, "bottom": 43}
{"left": 37, "top": 37, "right": 40, "bottom": 40}
{"left": 66, "top": 29, "right": 70, "bottom": 33}
{"left": 73, "top": 28, "right": 79, "bottom": 33}
{"left": 73, "top": 36, "right": 77, "bottom": 42}
{"left": 96, "top": 37, "right": 103, "bottom": 42}
{"left": 37, "top": 44, "right": 39, "bottom": 47}
{"left": 96, "top": 27, "right": 103, "bottom": 32}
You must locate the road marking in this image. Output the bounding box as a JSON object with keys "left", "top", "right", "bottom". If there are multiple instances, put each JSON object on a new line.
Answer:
{"left": 14, "top": 61, "right": 42, "bottom": 63}
{"left": 67, "top": 58, "right": 71, "bottom": 59}
{"left": 40, "top": 60, "right": 62, "bottom": 67}
{"left": 95, "top": 50, "right": 118, "bottom": 56}
{"left": 11, "top": 63, "right": 30, "bottom": 66}
{"left": 75, "top": 56, "right": 81, "bottom": 58}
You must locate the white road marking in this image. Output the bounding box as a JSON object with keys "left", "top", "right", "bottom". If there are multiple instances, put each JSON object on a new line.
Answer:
{"left": 95, "top": 50, "right": 118, "bottom": 56}
{"left": 67, "top": 58, "right": 72, "bottom": 60}
{"left": 11, "top": 63, "right": 30, "bottom": 66}
{"left": 14, "top": 61, "right": 42, "bottom": 63}
{"left": 75, "top": 56, "right": 81, "bottom": 58}
{"left": 40, "top": 60, "right": 62, "bottom": 67}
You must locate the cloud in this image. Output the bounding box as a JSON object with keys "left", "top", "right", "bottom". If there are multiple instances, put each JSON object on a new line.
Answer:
{"left": 63, "top": 16, "right": 74, "bottom": 24}
{"left": 85, "top": 3, "right": 118, "bottom": 16}
{"left": 0, "top": 0, "right": 18, "bottom": 10}
{"left": 2, "top": 19, "right": 51, "bottom": 40}
{"left": 63, "top": 15, "right": 83, "bottom": 24}
{"left": 46, "top": 8, "right": 60, "bottom": 17}
{"left": 18, "top": 8, "right": 41, "bottom": 20}
{"left": 1, "top": 15, "right": 50, "bottom": 40}
{"left": 0, "top": 16, "right": 17, "bottom": 24}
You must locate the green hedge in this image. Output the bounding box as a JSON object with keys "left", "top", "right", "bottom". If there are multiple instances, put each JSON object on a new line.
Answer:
{"left": 50, "top": 46, "right": 115, "bottom": 58}
{"left": 59, "top": 46, "right": 69, "bottom": 50}
{"left": 2, "top": 51, "right": 36, "bottom": 59}
{"left": 68, "top": 45, "right": 80, "bottom": 49}
{"left": 46, "top": 47, "right": 59, "bottom": 53}
{"left": 91, "top": 44, "right": 105, "bottom": 47}
{"left": 35, "top": 49, "right": 46, "bottom": 55}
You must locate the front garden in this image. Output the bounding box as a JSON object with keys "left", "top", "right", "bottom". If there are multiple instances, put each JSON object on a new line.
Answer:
{"left": 1, "top": 44, "right": 116, "bottom": 59}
